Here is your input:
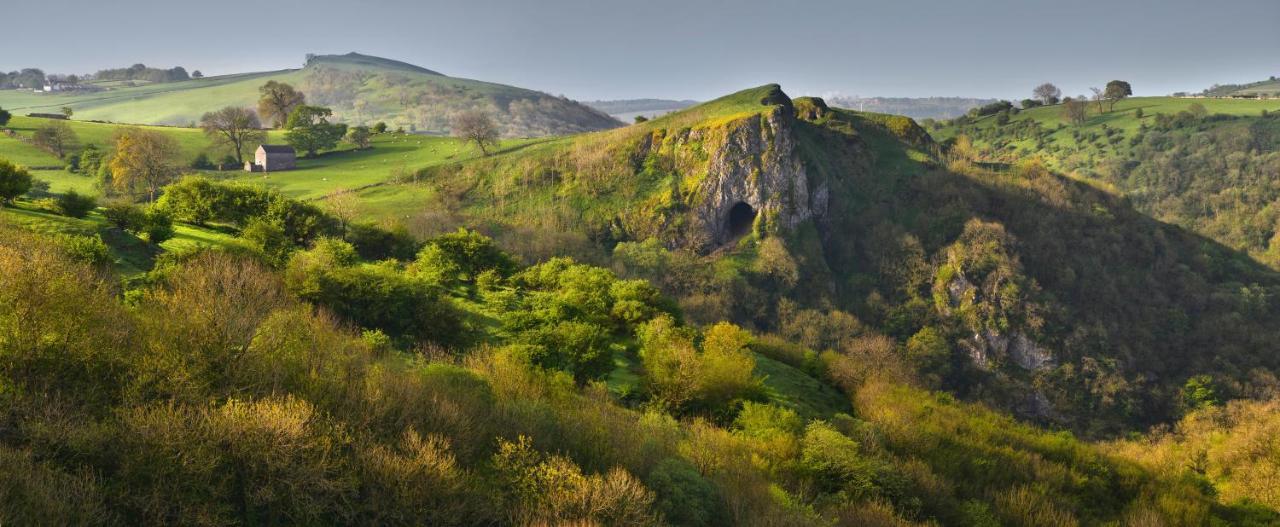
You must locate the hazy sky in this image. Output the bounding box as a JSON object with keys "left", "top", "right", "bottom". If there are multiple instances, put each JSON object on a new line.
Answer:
{"left": 5, "top": 0, "right": 1278, "bottom": 101}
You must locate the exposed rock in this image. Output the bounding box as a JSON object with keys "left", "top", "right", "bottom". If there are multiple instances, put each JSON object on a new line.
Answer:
{"left": 688, "top": 105, "right": 818, "bottom": 250}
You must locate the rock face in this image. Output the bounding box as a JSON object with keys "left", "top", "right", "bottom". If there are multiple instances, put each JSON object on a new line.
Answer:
{"left": 690, "top": 105, "right": 817, "bottom": 249}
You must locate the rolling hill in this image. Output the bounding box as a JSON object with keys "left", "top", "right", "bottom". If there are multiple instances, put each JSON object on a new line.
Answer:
{"left": 933, "top": 96, "right": 1280, "bottom": 263}
{"left": 825, "top": 95, "right": 998, "bottom": 119}
{"left": 584, "top": 98, "right": 699, "bottom": 122}
{"left": 314, "top": 85, "right": 1280, "bottom": 436}
{"left": 5, "top": 83, "right": 1280, "bottom": 524}
{"left": 0, "top": 53, "right": 621, "bottom": 136}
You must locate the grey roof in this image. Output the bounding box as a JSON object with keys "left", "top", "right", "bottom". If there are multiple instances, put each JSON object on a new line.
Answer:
{"left": 258, "top": 144, "right": 296, "bottom": 154}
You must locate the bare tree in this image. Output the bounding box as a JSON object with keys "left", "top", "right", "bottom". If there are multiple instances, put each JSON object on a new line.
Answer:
{"left": 324, "top": 188, "right": 361, "bottom": 237}
{"left": 257, "top": 81, "right": 305, "bottom": 128}
{"left": 1062, "top": 97, "right": 1088, "bottom": 125}
{"left": 451, "top": 110, "right": 501, "bottom": 156}
{"left": 1033, "top": 83, "right": 1062, "bottom": 105}
{"left": 32, "top": 121, "right": 78, "bottom": 158}
{"left": 200, "top": 107, "right": 266, "bottom": 164}
{"left": 1089, "top": 87, "right": 1105, "bottom": 114}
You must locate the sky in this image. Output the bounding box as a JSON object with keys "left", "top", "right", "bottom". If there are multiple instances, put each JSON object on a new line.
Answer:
{"left": 4, "top": 0, "right": 1278, "bottom": 102}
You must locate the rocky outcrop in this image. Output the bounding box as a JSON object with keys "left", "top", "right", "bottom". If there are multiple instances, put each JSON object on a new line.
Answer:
{"left": 960, "top": 329, "right": 1054, "bottom": 372}
{"left": 690, "top": 105, "right": 816, "bottom": 249}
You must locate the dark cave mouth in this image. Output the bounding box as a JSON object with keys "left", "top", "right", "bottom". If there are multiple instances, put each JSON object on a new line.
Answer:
{"left": 726, "top": 202, "right": 757, "bottom": 239}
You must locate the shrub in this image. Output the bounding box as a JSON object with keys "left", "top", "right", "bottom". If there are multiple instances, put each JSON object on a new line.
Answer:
{"left": 103, "top": 201, "right": 145, "bottom": 230}
{"left": 55, "top": 190, "right": 97, "bottom": 218}
{"left": 141, "top": 208, "right": 174, "bottom": 244}
{"left": 285, "top": 246, "right": 465, "bottom": 347}
{"left": 0, "top": 158, "right": 33, "bottom": 205}
{"left": 645, "top": 458, "right": 723, "bottom": 527}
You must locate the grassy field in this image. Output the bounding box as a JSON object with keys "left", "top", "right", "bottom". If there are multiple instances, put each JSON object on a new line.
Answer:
{"left": 0, "top": 114, "right": 521, "bottom": 203}
{"left": 0, "top": 201, "right": 237, "bottom": 277}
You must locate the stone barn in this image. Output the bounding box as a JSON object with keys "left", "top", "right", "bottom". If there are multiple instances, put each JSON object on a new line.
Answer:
{"left": 246, "top": 144, "right": 297, "bottom": 172}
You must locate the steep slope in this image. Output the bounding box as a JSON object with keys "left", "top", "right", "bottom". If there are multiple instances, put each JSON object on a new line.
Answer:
{"left": 934, "top": 96, "right": 1280, "bottom": 265}
{"left": 343, "top": 85, "right": 1280, "bottom": 435}
{"left": 0, "top": 53, "right": 621, "bottom": 136}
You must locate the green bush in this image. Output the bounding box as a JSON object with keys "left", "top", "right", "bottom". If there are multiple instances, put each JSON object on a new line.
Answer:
{"left": 54, "top": 190, "right": 97, "bottom": 218}
{"left": 0, "top": 159, "right": 34, "bottom": 205}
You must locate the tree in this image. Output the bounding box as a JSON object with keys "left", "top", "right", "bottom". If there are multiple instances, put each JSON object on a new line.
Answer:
{"left": 55, "top": 190, "right": 96, "bottom": 218}
{"left": 1104, "top": 80, "right": 1132, "bottom": 112}
{"left": 1033, "top": 83, "right": 1061, "bottom": 105}
{"left": 634, "top": 115, "right": 649, "bottom": 124}
{"left": 257, "top": 81, "right": 306, "bottom": 128}
{"left": 1062, "top": 97, "right": 1088, "bottom": 125}
{"left": 199, "top": 106, "right": 266, "bottom": 164}
{"left": 284, "top": 105, "right": 347, "bottom": 157}
{"left": 0, "top": 159, "right": 33, "bottom": 205}
{"left": 372, "top": 121, "right": 388, "bottom": 134}
{"left": 0, "top": 106, "right": 11, "bottom": 127}
{"left": 347, "top": 125, "right": 372, "bottom": 150}
{"left": 1089, "top": 87, "right": 1106, "bottom": 114}
{"left": 60, "top": 106, "right": 74, "bottom": 119}
{"left": 451, "top": 110, "right": 500, "bottom": 156}
{"left": 33, "top": 121, "right": 78, "bottom": 158}
{"left": 192, "top": 70, "right": 203, "bottom": 79}
{"left": 109, "top": 128, "right": 182, "bottom": 203}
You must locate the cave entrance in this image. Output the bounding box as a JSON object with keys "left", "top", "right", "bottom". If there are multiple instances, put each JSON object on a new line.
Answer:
{"left": 726, "top": 202, "right": 756, "bottom": 239}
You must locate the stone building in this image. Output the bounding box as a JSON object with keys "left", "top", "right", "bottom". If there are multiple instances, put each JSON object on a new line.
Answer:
{"left": 245, "top": 144, "right": 297, "bottom": 172}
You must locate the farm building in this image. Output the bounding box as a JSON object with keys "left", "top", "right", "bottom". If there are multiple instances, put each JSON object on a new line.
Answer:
{"left": 246, "top": 144, "right": 297, "bottom": 172}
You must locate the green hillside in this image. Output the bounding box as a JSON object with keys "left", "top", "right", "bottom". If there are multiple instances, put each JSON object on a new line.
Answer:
{"left": 5, "top": 83, "right": 1280, "bottom": 525}
{"left": 0, "top": 53, "right": 620, "bottom": 136}
{"left": 934, "top": 96, "right": 1280, "bottom": 263}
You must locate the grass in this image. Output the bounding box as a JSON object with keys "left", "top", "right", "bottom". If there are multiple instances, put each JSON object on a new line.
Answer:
{"left": 0, "top": 114, "right": 512, "bottom": 205}
{"left": 0, "top": 53, "right": 619, "bottom": 134}
{"left": 0, "top": 200, "right": 236, "bottom": 277}
{"left": 754, "top": 354, "right": 850, "bottom": 419}
{"left": 935, "top": 96, "right": 1280, "bottom": 144}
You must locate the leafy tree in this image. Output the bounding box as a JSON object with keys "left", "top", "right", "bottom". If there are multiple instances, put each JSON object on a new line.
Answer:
{"left": 60, "top": 106, "right": 73, "bottom": 119}
{"left": 413, "top": 228, "right": 517, "bottom": 284}
{"left": 451, "top": 110, "right": 500, "bottom": 156}
{"left": 191, "top": 70, "right": 203, "bottom": 79}
{"left": 1104, "top": 80, "right": 1132, "bottom": 112}
{"left": 109, "top": 128, "right": 182, "bottom": 203}
{"left": 347, "top": 125, "right": 372, "bottom": 150}
{"left": 33, "top": 121, "right": 78, "bottom": 158}
{"left": 1181, "top": 375, "right": 1219, "bottom": 411}
{"left": 0, "top": 159, "right": 33, "bottom": 205}
{"left": 55, "top": 190, "right": 97, "bottom": 218}
{"left": 0, "top": 106, "right": 11, "bottom": 126}
{"left": 1033, "top": 83, "right": 1061, "bottom": 105}
{"left": 284, "top": 105, "right": 347, "bottom": 157}
{"left": 634, "top": 115, "right": 649, "bottom": 124}
{"left": 199, "top": 106, "right": 266, "bottom": 164}
{"left": 257, "top": 80, "right": 306, "bottom": 128}
{"left": 372, "top": 121, "right": 388, "bottom": 134}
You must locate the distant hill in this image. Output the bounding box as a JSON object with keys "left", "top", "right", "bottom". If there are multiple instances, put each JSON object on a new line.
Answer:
{"left": 584, "top": 98, "right": 698, "bottom": 122}
{"left": 1200, "top": 76, "right": 1280, "bottom": 97}
{"left": 0, "top": 53, "right": 621, "bottom": 136}
{"left": 826, "top": 95, "right": 997, "bottom": 119}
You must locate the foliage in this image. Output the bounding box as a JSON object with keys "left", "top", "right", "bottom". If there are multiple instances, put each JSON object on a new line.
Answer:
{"left": 54, "top": 190, "right": 97, "bottom": 218}
{"left": 285, "top": 240, "right": 464, "bottom": 347}
{"left": 0, "top": 158, "right": 33, "bottom": 204}
{"left": 257, "top": 80, "right": 305, "bottom": 128}
{"left": 284, "top": 105, "right": 347, "bottom": 157}
{"left": 33, "top": 121, "right": 78, "bottom": 158}
{"left": 199, "top": 106, "right": 266, "bottom": 164}
{"left": 109, "top": 128, "right": 182, "bottom": 203}
{"left": 451, "top": 109, "right": 500, "bottom": 155}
